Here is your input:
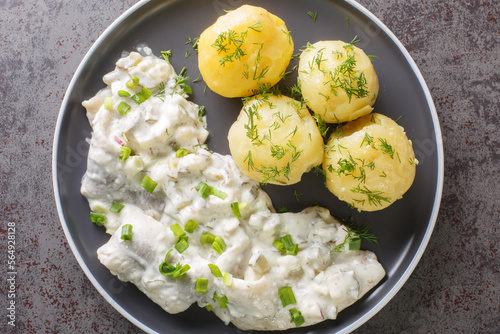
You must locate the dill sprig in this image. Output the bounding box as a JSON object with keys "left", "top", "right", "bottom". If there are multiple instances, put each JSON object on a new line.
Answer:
{"left": 307, "top": 11, "right": 318, "bottom": 22}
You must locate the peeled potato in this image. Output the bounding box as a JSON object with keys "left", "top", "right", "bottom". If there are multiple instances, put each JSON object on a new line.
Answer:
{"left": 298, "top": 40, "right": 379, "bottom": 123}
{"left": 323, "top": 113, "right": 417, "bottom": 211}
{"left": 228, "top": 95, "right": 323, "bottom": 185}
{"left": 198, "top": 5, "right": 294, "bottom": 98}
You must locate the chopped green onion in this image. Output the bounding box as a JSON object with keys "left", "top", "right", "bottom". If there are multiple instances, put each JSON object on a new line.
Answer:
{"left": 159, "top": 250, "right": 175, "bottom": 275}
{"left": 119, "top": 146, "right": 131, "bottom": 161}
{"left": 184, "top": 220, "right": 198, "bottom": 233}
{"left": 118, "top": 90, "right": 131, "bottom": 97}
{"left": 171, "top": 264, "right": 190, "bottom": 279}
{"left": 200, "top": 231, "right": 215, "bottom": 245}
{"left": 126, "top": 77, "right": 140, "bottom": 89}
{"left": 176, "top": 148, "right": 189, "bottom": 158}
{"left": 131, "top": 86, "right": 152, "bottom": 104}
{"left": 348, "top": 237, "right": 361, "bottom": 250}
{"left": 120, "top": 224, "right": 133, "bottom": 240}
{"left": 278, "top": 286, "right": 296, "bottom": 307}
{"left": 289, "top": 308, "right": 305, "bottom": 327}
{"left": 195, "top": 278, "right": 208, "bottom": 293}
{"left": 109, "top": 201, "right": 124, "bottom": 213}
{"left": 117, "top": 101, "right": 130, "bottom": 115}
{"left": 213, "top": 294, "right": 228, "bottom": 309}
{"left": 90, "top": 212, "right": 106, "bottom": 226}
{"left": 205, "top": 305, "right": 213, "bottom": 312}
{"left": 178, "top": 235, "right": 189, "bottom": 243}
{"left": 286, "top": 244, "right": 298, "bottom": 256}
{"left": 273, "top": 240, "right": 285, "bottom": 253}
{"left": 141, "top": 175, "right": 157, "bottom": 193}
{"left": 104, "top": 97, "right": 113, "bottom": 110}
{"left": 212, "top": 235, "right": 226, "bottom": 254}
{"left": 208, "top": 264, "right": 222, "bottom": 278}
{"left": 231, "top": 202, "right": 241, "bottom": 218}
{"left": 281, "top": 235, "right": 294, "bottom": 250}
{"left": 175, "top": 239, "right": 189, "bottom": 253}
{"left": 195, "top": 181, "right": 227, "bottom": 200}
{"left": 170, "top": 224, "right": 186, "bottom": 240}
{"left": 223, "top": 272, "right": 233, "bottom": 287}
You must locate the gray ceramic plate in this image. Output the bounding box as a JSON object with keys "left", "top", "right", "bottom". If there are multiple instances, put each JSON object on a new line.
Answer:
{"left": 52, "top": 0, "right": 444, "bottom": 333}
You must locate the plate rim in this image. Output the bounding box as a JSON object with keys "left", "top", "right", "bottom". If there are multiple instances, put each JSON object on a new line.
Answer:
{"left": 52, "top": 0, "right": 444, "bottom": 333}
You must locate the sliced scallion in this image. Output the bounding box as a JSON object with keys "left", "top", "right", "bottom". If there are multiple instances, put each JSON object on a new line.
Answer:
{"left": 117, "top": 101, "right": 130, "bottom": 115}
{"left": 131, "top": 86, "right": 152, "bottom": 104}
{"left": 223, "top": 272, "right": 233, "bottom": 287}
{"left": 213, "top": 294, "right": 228, "bottom": 309}
{"left": 170, "top": 224, "right": 186, "bottom": 240}
{"left": 126, "top": 77, "right": 140, "bottom": 89}
{"left": 273, "top": 240, "right": 285, "bottom": 253}
{"left": 205, "top": 305, "right": 213, "bottom": 312}
{"left": 104, "top": 97, "right": 113, "bottom": 110}
{"left": 195, "top": 181, "right": 227, "bottom": 200}
{"left": 171, "top": 264, "right": 190, "bottom": 279}
{"left": 141, "top": 175, "right": 157, "bottom": 193}
{"left": 119, "top": 146, "right": 131, "bottom": 161}
{"left": 348, "top": 237, "right": 361, "bottom": 250}
{"left": 212, "top": 235, "right": 226, "bottom": 254}
{"left": 231, "top": 202, "right": 241, "bottom": 218}
{"left": 184, "top": 220, "right": 198, "bottom": 233}
{"left": 109, "top": 201, "right": 124, "bottom": 213}
{"left": 200, "top": 231, "right": 215, "bottom": 245}
{"left": 90, "top": 212, "right": 106, "bottom": 226}
{"left": 175, "top": 239, "right": 189, "bottom": 253}
{"left": 208, "top": 263, "right": 222, "bottom": 278}
{"left": 120, "top": 224, "right": 133, "bottom": 240}
{"left": 289, "top": 308, "right": 305, "bottom": 327}
{"left": 278, "top": 286, "right": 296, "bottom": 307}
{"left": 176, "top": 148, "right": 189, "bottom": 158}
{"left": 118, "top": 90, "right": 131, "bottom": 97}
{"left": 195, "top": 278, "right": 208, "bottom": 294}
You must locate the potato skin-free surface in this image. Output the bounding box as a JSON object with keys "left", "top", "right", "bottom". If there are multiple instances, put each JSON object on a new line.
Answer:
{"left": 198, "top": 5, "right": 294, "bottom": 98}
{"left": 229, "top": 95, "right": 324, "bottom": 185}
{"left": 323, "top": 113, "right": 417, "bottom": 211}
{"left": 298, "top": 41, "right": 379, "bottom": 123}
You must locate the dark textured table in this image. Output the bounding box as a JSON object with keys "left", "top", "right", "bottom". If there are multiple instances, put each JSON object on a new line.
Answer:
{"left": 1, "top": 0, "right": 498, "bottom": 333}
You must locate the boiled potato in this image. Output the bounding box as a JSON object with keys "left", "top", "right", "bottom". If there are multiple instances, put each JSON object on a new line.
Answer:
{"left": 323, "top": 113, "right": 417, "bottom": 211}
{"left": 198, "top": 5, "right": 294, "bottom": 98}
{"left": 298, "top": 40, "right": 379, "bottom": 123}
{"left": 229, "top": 95, "right": 323, "bottom": 185}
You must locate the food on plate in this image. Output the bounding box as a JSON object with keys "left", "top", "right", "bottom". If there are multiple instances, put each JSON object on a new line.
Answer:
{"left": 298, "top": 40, "right": 379, "bottom": 123}
{"left": 228, "top": 95, "right": 323, "bottom": 185}
{"left": 323, "top": 113, "right": 417, "bottom": 211}
{"left": 198, "top": 5, "right": 294, "bottom": 97}
{"left": 80, "top": 49, "right": 385, "bottom": 330}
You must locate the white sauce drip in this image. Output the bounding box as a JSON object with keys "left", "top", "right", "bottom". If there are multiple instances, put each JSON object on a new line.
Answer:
{"left": 81, "top": 50, "right": 385, "bottom": 330}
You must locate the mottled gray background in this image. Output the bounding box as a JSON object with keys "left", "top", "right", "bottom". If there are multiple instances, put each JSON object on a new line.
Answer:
{"left": 0, "top": 0, "right": 499, "bottom": 333}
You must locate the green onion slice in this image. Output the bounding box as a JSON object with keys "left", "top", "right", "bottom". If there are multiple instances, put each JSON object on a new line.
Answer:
{"left": 184, "top": 220, "right": 198, "bottom": 233}
{"left": 223, "top": 272, "right": 233, "bottom": 287}
{"left": 90, "top": 212, "right": 106, "bottom": 226}
{"left": 126, "top": 77, "right": 140, "bottom": 89}
{"left": 195, "top": 278, "right": 208, "bottom": 294}
{"left": 278, "top": 286, "right": 297, "bottom": 307}
{"left": 348, "top": 237, "right": 361, "bottom": 250}
{"left": 289, "top": 308, "right": 305, "bottom": 327}
{"left": 141, "top": 175, "right": 158, "bottom": 193}
{"left": 118, "top": 90, "right": 131, "bottom": 97}
{"left": 176, "top": 148, "right": 189, "bottom": 158}
{"left": 117, "top": 101, "right": 131, "bottom": 115}
{"left": 231, "top": 202, "right": 241, "bottom": 218}
{"left": 212, "top": 235, "right": 226, "bottom": 254}
{"left": 171, "top": 264, "right": 190, "bottom": 279}
{"left": 120, "top": 224, "right": 133, "bottom": 240}
{"left": 131, "top": 86, "right": 152, "bottom": 104}
{"left": 205, "top": 305, "right": 213, "bottom": 312}
{"left": 104, "top": 97, "right": 113, "bottom": 110}
{"left": 175, "top": 239, "right": 189, "bottom": 253}
{"left": 119, "top": 146, "right": 131, "bottom": 161}
{"left": 208, "top": 263, "right": 222, "bottom": 278}
{"left": 170, "top": 224, "right": 186, "bottom": 240}
{"left": 273, "top": 240, "right": 285, "bottom": 253}
{"left": 109, "top": 201, "right": 124, "bottom": 213}
{"left": 200, "top": 231, "right": 215, "bottom": 245}
{"left": 195, "top": 181, "right": 227, "bottom": 200}
{"left": 213, "top": 294, "right": 228, "bottom": 309}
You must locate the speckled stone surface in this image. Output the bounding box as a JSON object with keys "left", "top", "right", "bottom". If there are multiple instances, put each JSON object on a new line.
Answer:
{"left": 0, "top": 0, "right": 498, "bottom": 333}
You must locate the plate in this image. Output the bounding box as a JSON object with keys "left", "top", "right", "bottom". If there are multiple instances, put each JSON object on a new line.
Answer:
{"left": 52, "top": 0, "right": 444, "bottom": 333}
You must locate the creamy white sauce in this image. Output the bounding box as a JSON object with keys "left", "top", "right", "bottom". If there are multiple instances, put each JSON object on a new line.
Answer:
{"left": 81, "top": 49, "right": 385, "bottom": 330}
